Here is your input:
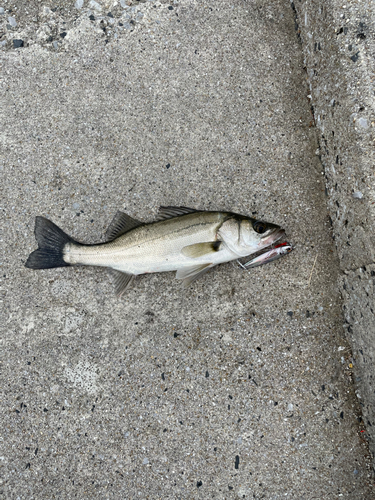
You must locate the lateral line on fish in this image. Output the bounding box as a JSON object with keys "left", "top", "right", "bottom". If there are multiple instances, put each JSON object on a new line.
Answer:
{"left": 65, "top": 222, "right": 220, "bottom": 263}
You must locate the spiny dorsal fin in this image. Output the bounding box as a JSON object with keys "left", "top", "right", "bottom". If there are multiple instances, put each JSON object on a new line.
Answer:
{"left": 156, "top": 206, "right": 199, "bottom": 221}
{"left": 105, "top": 211, "right": 143, "bottom": 241}
{"left": 175, "top": 263, "right": 212, "bottom": 288}
{"left": 109, "top": 269, "right": 134, "bottom": 297}
{"left": 181, "top": 241, "right": 221, "bottom": 258}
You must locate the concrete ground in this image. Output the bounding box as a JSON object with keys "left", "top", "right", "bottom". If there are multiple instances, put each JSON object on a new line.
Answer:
{"left": 0, "top": 0, "right": 373, "bottom": 498}
{"left": 293, "top": 0, "right": 375, "bottom": 463}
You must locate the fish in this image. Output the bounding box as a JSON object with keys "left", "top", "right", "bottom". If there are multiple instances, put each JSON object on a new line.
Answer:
{"left": 25, "top": 206, "right": 286, "bottom": 296}
{"left": 242, "top": 242, "right": 293, "bottom": 269}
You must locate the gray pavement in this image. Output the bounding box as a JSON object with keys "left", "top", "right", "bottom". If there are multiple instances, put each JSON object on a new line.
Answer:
{"left": 0, "top": 0, "right": 373, "bottom": 498}
{"left": 293, "top": 0, "right": 375, "bottom": 464}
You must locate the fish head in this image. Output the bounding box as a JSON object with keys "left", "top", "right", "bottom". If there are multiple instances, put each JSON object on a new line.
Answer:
{"left": 241, "top": 218, "right": 285, "bottom": 252}
{"left": 219, "top": 215, "right": 285, "bottom": 257}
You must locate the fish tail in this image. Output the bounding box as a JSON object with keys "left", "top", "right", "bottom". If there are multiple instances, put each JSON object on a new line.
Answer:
{"left": 25, "top": 216, "right": 77, "bottom": 269}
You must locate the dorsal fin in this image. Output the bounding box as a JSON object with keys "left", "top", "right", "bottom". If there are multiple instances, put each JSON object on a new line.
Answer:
{"left": 105, "top": 211, "right": 143, "bottom": 241}
{"left": 156, "top": 206, "right": 199, "bottom": 221}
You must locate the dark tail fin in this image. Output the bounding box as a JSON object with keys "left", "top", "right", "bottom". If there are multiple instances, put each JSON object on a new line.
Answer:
{"left": 25, "top": 216, "right": 77, "bottom": 269}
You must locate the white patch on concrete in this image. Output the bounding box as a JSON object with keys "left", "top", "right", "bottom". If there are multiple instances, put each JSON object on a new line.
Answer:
{"left": 89, "top": 0, "right": 103, "bottom": 11}
{"left": 238, "top": 486, "right": 252, "bottom": 497}
{"left": 65, "top": 359, "right": 99, "bottom": 394}
{"left": 222, "top": 332, "right": 233, "bottom": 343}
{"left": 353, "top": 191, "right": 363, "bottom": 199}
{"left": 21, "top": 316, "right": 35, "bottom": 334}
{"left": 357, "top": 117, "right": 369, "bottom": 129}
{"left": 51, "top": 279, "right": 72, "bottom": 297}
{"left": 64, "top": 307, "right": 85, "bottom": 334}
{"left": 8, "top": 16, "right": 17, "bottom": 27}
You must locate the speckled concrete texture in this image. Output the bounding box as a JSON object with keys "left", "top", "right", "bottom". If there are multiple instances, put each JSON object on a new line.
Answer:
{"left": 1, "top": 0, "right": 374, "bottom": 498}
{"left": 292, "top": 0, "right": 375, "bottom": 462}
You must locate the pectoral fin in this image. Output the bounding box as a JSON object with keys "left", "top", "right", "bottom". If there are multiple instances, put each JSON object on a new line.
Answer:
{"left": 175, "top": 264, "right": 212, "bottom": 288}
{"left": 181, "top": 241, "right": 221, "bottom": 258}
{"left": 109, "top": 269, "right": 134, "bottom": 297}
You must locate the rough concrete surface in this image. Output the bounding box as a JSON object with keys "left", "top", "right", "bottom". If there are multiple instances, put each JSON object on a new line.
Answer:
{"left": 0, "top": 0, "right": 374, "bottom": 498}
{"left": 293, "top": 0, "right": 375, "bottom": 461}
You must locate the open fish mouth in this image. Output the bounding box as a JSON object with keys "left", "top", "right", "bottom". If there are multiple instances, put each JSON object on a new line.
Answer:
{"left": 235, "top": 229, "right": 287, "bottom": 268}
{"left": 260, "top": 228, "right": 286, "bottom": 248}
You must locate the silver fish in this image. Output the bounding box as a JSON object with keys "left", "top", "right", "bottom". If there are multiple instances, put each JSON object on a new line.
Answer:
{"left": 25, "top": 206, "right": 286, "bottom": 296}
{"left": 243, "top": 242, "right": 293, "bottom": 269}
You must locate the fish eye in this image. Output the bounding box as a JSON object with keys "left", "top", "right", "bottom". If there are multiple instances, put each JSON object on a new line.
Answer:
{"left": 253, "top": 221, "right": 267, "bottom": 234}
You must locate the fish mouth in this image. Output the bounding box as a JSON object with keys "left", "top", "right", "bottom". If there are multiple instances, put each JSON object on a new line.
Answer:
{"left": 260, "top": 228, "right": 286, "bottom": 249}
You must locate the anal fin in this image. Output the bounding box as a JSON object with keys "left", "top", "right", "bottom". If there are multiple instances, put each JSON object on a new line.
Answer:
{"left": 109, "top": 269, "right": 134, "bottom": 297}
{"left": 175, "top": 264, "right": 212, "bottom": 288}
